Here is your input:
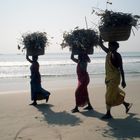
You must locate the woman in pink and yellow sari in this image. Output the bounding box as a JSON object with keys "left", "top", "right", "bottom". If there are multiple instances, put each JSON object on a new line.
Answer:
{"left": 99, "top": 40, "right": 132, "bottom": 119}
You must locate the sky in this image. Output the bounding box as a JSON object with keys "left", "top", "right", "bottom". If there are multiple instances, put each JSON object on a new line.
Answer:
{"left": 0, "top": 0, "right": 140, "bottom": 54}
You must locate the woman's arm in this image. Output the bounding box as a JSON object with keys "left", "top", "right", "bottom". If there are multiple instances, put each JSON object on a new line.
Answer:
{"left": 119, "top": 56, "right": 126, "bottom": 88}
{"left": 86, "top": 55, "right": 91, "bottom": 63}
{"left": 71, "top": 53, "right": 78, "bottom": 63}
{"left": 116, "top": 53, "right": 126, "bottom": 88}
{"left": 26, "top": 55, "right": 33, "bottom": 63}
{"left": 99, "top": 37, "right": 109, "bottom": 53}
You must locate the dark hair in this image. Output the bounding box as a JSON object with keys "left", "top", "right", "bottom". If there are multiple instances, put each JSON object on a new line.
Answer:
{"left": 109, "top": 41, "right": 119, "bottom": 49}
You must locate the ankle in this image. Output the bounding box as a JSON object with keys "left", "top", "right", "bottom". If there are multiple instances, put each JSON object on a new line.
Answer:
{"left": 123, "top": 102, "right": 129, "bottom": 107}
{"left": 72, "top": 107, "right": 79, "bottom": 113}
{"left": 75, "top": 106, "right": 78, "bottom": 110}
{"left": 107, "top": 110, "right": 111, "bottom": 116}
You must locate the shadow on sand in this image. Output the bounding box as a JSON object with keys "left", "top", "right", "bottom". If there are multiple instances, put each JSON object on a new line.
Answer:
{"left": 34, "top": 104, "right": 82, "bottom": 126}
{"left": 81, "top": 110, "right": 140, "bottom": 139}
{"left": 80, "top": 109, "right": 104, "bottom": 119}
{"left": 101, "top": 113, "right": 140, "bottom": 140}
{"left": 34, "top": 104, "right": 140, "bottom": 139}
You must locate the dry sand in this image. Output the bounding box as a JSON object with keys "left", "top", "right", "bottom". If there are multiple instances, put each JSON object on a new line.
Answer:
{"left": 0, "top": 78, "right": 140, "bottom": 140}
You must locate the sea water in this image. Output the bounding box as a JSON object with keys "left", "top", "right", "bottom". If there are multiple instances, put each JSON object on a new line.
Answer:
{"left": 0, "top": 52, "right": 140, "bottom": 79}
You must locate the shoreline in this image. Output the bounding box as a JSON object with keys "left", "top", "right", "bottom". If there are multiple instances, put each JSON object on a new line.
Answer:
{"left": 0, "top": 74, "right": 140, "bottom": 94}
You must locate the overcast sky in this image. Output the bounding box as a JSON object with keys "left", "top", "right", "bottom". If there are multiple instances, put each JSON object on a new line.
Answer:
{"left": 0, "top": 0, "right": 140, "bottom": 53}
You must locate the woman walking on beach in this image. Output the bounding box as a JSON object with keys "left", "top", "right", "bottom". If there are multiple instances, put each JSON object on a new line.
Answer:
{"left": 26, "top": 55, "right": 50, "bottom": 105}
{"left": 71, "top": 52, "right": 93, "bottom": 113}
{"left": 99, "top": 39, "right": 132, "bottom": 119}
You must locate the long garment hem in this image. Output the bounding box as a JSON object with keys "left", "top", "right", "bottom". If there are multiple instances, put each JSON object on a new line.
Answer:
{"left": 105, "top": 53, "right": 125, "bottom": 107}
{"left": 31, "top": 82, "right": 50, "bottom": 101}
{"left": 30, "top": 62, "right": 50, "bottom": 101}
{"left": 75, "top": 63, "right": 90, "bottom": 107}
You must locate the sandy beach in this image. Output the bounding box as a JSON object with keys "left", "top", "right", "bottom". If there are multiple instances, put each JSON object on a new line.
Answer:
{"left": 0, "top": 77, "right": 140, "bottom": 140}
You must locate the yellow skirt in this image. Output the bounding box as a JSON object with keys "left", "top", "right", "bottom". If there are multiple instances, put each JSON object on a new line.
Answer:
{"left": 105, "top": 80, "right": 125, "bottom": 106}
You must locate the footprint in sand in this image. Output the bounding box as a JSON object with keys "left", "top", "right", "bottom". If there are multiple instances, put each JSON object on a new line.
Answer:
{"left": 15, "top": 124, "right": 62, "bottom": 140}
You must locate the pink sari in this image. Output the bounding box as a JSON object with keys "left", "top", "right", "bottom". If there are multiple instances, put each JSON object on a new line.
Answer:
{"left": 75, "top": 63, "right": 90, "bottom": 107}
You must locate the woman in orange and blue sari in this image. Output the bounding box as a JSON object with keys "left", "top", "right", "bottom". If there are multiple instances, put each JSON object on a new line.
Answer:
{"left": 71, "top": 52, "right": 93, "bottom": 113}
{"left": 26, "top": 55, "right": 50, "bottom": 106}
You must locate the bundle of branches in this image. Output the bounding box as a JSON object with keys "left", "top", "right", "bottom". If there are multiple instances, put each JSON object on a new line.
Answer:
{"left": 20, "top": 32, "right": 48, "bottom": 50}
{"left": 61, "top": 27, "right": 99, "bottom": 51}
{"left": 99, "top": 10, "right": 140, "bottom": 29}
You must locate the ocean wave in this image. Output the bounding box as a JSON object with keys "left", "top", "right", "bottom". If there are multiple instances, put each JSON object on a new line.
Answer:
{"left": 0, "top": 73, "right": 105, "bottom": 78}
{"left": 0, "top": 52, "right": 140, "bottom": 78}
{"left": 0, "top": 70, "right": 140, "bottom": 78}
{"left": 0, "top": 60, "right": 105, "bottom": 67}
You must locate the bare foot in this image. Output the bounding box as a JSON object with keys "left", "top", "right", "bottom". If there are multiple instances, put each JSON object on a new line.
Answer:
{"left": 71, "top": 108, "right": 79, "bottom": 113}
{"left": 46, "top": 96, "right": 50, "bottom": 103}
{"left": 29, "top": 102, "right": 37, "bottom": 106}
{"left": 83, "top": 106, "right": 93, "bottom": 110}
{"left": 126, "top": 103, "right": 133, "bottom": 113}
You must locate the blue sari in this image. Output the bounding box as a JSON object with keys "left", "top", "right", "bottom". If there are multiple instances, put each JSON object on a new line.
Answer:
{"left": 30, "top": 61, "right": 50, "bottom": 100}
